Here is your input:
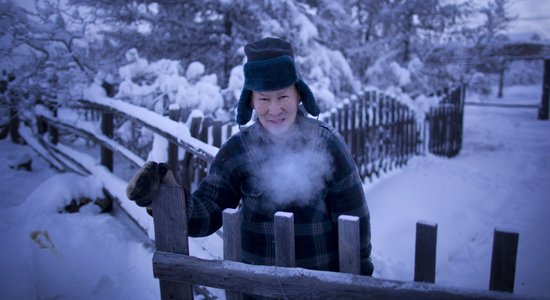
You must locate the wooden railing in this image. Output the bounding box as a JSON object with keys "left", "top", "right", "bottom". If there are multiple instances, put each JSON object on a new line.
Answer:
{"left": 22, "top": 85, "right": 464, "bottom": 188}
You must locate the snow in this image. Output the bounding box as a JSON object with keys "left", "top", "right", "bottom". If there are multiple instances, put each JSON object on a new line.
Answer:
{"left": 0, "top": 84, "right": 548, "bottom": 299}
{"left": 97, "top": 49, "right": 225, "bottom": 117}
{"left": 79, "top": 95, "right": 218, "bottom": 161}
{"left": 367, "top": 84, "right": 550, "bottom": 297}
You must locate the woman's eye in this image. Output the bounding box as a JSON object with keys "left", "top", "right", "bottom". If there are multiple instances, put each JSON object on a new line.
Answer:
{"left": 259, "top": 98, "right": 269, "bottom": 102}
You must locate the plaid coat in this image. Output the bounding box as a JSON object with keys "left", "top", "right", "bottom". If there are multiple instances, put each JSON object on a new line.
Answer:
{"left": 186, "top": 112, "right": 373, "bottom": 276}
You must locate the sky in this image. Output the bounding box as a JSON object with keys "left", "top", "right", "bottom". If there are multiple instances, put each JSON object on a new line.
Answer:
{"left": 0, "top": 83, "right": 548, "bottom": 299}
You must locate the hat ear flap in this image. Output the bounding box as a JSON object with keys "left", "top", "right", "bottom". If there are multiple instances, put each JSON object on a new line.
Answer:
{"left": 236, "top": 88, "right": 253, "bottom": 125}
{"left": 295, "top": 79, "right": 320, "bottom": 117}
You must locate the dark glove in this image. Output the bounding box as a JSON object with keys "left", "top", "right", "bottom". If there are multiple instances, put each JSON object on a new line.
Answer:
{"left": 126, "top": 161, "right": 170, "bottom": 207}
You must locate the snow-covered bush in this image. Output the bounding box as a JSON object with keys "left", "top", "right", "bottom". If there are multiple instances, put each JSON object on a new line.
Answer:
{"left": 469, "top": 72, "right": 493, "bottom": 98}
{"left": 83, "top": 48, "right": 227, "bottom": 159}
{"left": 505, "top": 60, "right": 543, "bottom": 85}
{"left": 365, "top": 54, "right": 412, "bottom": 91}
{"left": 113, "top": 49, "right": 225, "bottom": 116}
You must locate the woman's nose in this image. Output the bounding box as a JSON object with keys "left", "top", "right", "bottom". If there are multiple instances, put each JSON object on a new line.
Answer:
{"left": 268, "top": 101, "right": 283, "bottom": 115}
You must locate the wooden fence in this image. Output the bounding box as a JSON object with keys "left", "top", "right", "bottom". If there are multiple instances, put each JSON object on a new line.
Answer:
{"left": 8, "top": 86, "right": 492, "bottom": 299}
{"left": 2, "top": 84, "right": 464, "bottom": 182}
{"left": 320, "top": 90, "right": 419, "bottom": 182}
{"left": 163, "top": 86, "right": 462, "bottom": 188}
{"left": 150, "top": 180, "right": 519, "bottom": 299}
{"left": 426, "top": 86, "right": 465, "bottom": 158}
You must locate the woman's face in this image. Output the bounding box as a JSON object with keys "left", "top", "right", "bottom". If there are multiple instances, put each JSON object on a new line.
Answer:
{"left": 251, "top": 85, "right": 300, "bottom": 135}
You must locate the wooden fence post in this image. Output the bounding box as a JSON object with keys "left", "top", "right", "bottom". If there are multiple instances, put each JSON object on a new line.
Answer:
{"left": 538, "top": 59, "right": 549, "bottom": 120}
{"left": 350, "top": 100, "right": 358, "bottom": 164}
{"left": 489, "top": 229, "right": 519, "bottom": 293}
{"left": 343, "top": 102, "right": 350, "bottom": 146}
{"left": 330, "top": 110, "right": 336, "bottom": 129}
{"left": 338, "top": 215, "right": 360, "bottom": 275}
{"left": 9, "top": 102, "right": 20, "bottom": 144}
{"left": 198, "top": 117, "right": 212, "bottom": 181}
{"left": 167, "top": 105, "right": 180, "bottom": 179}
{"left": 47, "top": 101, "right": 59, "bottom": 145}
{"left": 223, "top": 208, "right": 243, "bottom": 300}
{"left": 213, "top": 120, "right": 222, "bottom": 148}
{"left": 337, "top": 106, "right": 343, "bottom": 136}
{"left": 100, "top": 109, "right": 113, "bottom": 171}
{"left": 225, "top": 122, "right": 233, "bottom": 144}
{"left": 152, "top": 185, "right": 193, "bottom": 299}
{"left": 414, "top": 221, "right": 438, "bottom": 283}
{"left": 181, "top": 117, "right": 202, "bottom": 190}
{"left": 274, "top": 212, "right": 295, "bottom": 267}
{"left": 357, "top": 93, "right": 365, "bottom": 173}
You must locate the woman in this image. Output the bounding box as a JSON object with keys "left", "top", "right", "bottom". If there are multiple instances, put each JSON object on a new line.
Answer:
{"left": 127, "top": 37, "right": 374, "bottom": 284}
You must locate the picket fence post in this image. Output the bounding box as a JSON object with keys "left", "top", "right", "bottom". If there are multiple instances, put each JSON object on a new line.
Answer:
{"left": 223, "top": 208, "right": 243, "bottom": 300}
{"left": 338, "top": 215, "right": 361, "bottom": 275}
{"left": 167, "top": 104, "right": 180, "bottom": 179}
{"left": 152, "top": 184, "right": 193, "bottom": 299}
{"left": 414, "top": 221, "right": 438, "bottom": 283}
{"left": 100, "top": 108, "right": 113, "bottom": 171}
{"left": 490, "top": 229, "right": 519, "bottom": 293}
{"left": 275, "top": 211, "right": 295, "bottom": 267}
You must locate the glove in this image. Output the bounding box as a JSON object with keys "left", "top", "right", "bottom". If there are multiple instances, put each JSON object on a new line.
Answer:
{"left": 126, "top": 161, "right": 171, "bottom": 207}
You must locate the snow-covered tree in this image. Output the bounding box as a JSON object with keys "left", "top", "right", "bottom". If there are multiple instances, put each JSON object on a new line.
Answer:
{"left": 2, "top": 0, "right": 521, "bottom": 123}
{"left": 344, "top": 0, "right": 471, "bottom": 94}
{"left": 0, "top": 0, "right": 116, "bottom": 108}
{"left": 67, "top": 0, "right": 261, "bottom": 86}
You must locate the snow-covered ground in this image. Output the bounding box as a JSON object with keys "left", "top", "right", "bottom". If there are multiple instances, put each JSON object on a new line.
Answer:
{"left": 368, "top": 84, "right": 550, "bottom": 298}
{"left": 0, "top": 84, "right": 548, "bottom": 299}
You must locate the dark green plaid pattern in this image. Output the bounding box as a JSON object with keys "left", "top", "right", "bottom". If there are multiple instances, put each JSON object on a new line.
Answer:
{"left": 186, "top": 113, "right": 373, "bottom": 276}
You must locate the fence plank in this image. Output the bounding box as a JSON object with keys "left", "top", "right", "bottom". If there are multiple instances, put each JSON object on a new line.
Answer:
{"left": 223, "top": 208, "right": 243, "bottom": 300}
{"left": 167, "top": 105, "right": 180, "bottom": 179}
{"left": 225, "top": 123, "right": 233, "bottom": 144}
{"left": 198, "top": 117, "right": 212, "bottom": 181}
{"left": 9, "top": 104, "right": 20, "bottom": 144}
{"left": 213, "top": 120, "right": 222, "bottom": 148}
{"left": 100, "top": 110, "right": 113, "bottom": 171}
{"left": 351, "top": 101, "right": 358, "bottom": 164}
{"left": 343, "top": 102, "right": 350, "bottom": 145}
{"left": 181, "top": 117, "right": 202, "bottom": 190}
{"left": 538, "top": 59, "right": 550, "bottom": 120}
{"left": 414, "top": 221, "right": 438, "bottom": 283}
{"left": 489, "top": 229, "right": 519, "bottom": 293}
{"left": 338, "top": 215, "right": 361, "bottom": 275}
{"left": 358, "top": 93, "right": 365, "bottom": 171}
{"left": 152, "top": 185, "right": 193, "bottom": 299}
{"left": 275, "top": 211, "right": 295, "bottom": 267}
{"left": 223, "top": 208, "right": 242, "bottom": 262}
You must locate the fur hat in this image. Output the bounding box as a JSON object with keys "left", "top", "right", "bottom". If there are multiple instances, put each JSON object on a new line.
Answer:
{"left": 236, "top": 37, "right": 320, "bottom": 125}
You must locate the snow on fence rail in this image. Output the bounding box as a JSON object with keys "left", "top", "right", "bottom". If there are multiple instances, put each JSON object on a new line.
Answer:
{"left": 78, "top": 97, "right": 218, "bottom": 164}
{"left": 24, "top": 86, "right": 464, "bottom": 189}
